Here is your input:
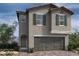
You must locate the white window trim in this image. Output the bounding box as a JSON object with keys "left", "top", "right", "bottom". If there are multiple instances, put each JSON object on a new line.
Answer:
{"left": 58, "top": 14, "right": 65, "bottom": 16}
{"left": 59, "top": 25, "right": 65, "bottom": 26}
{"left": 35, "top": 13, "right": 45, "bottom": 15}
{"left": 51, "top": 30, "right": 71, "bottom": 34}
{"left": 34, "top": 35, "right": 66, "bottom": 37}
{"left": 36, "top": 24, "right": 43, "bottom": 26}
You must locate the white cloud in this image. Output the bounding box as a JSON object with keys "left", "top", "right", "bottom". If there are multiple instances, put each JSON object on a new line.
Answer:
{"left": 71, "top": 18, "right": 79, "bottom": 32}
{"left": 0, "top": 16, "right": 17, "bottom": 24}
{"left": 71, "top": 19, "right": 79, "bottom": 27}
{"left": 55, "top": 3, "right": 79, "bottom": 9}
{"left": 54, "top": 3, "right": 65, "bottom": 7}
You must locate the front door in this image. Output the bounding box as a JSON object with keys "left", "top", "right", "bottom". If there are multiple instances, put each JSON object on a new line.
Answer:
{"left": 20, "top": 35, "right": 27, "bottom": 50}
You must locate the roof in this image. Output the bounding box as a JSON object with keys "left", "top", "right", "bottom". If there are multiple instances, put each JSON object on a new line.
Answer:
{"left": 60, "top": 6, "right": 74, "bottom": 15}
{"left": 26, "top": 3, "right": 58, "bottom": 11}
{"left": 16, "top": 11, "right": 26, "bottom": 14}
{"left": 16, "top": 11, "right": 28, "bottom": 21}
{"left": 16, "top": 4, "right": 74, "bottom": 15}
{"left": 51, "top": 6, "right": 74, "bottom": 15}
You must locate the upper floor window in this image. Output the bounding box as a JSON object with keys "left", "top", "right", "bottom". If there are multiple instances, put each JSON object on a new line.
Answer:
{"left": 36, "top": 14, "right": 43, "bottom": 25}
{"left": 56, "top": 14, "right": 67, "bottom": 26}
{"left": 33, "top": 13, "right": 46, "bottom": 26}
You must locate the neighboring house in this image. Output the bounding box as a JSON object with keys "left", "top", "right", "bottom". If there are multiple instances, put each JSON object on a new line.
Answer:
{"left": 16, "top": 4, "right": 74, "bottom": 51}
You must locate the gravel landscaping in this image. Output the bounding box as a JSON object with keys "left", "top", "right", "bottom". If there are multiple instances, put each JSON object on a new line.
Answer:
{"left": 0, "top": 51, "right": 19, "bottom": 56}
{"left": 19, "top": 50, "right": 79, "bottom": 56}
{"left": 0, "top": 50, "right": 79, "bottom": 56}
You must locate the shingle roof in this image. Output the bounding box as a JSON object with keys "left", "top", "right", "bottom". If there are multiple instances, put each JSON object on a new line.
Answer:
{"left": 26, "top": 3, "right": 58, "bottom": 11}
{"left": 16, "top": 3, "right": 74, "bottom": 16}
{"left": 60, "top": 6, "right": 74, "bottom": 15}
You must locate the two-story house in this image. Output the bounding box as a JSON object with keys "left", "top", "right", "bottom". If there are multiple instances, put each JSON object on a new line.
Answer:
{"left": 16, "top": 4, "right": 74, "bottom": 51}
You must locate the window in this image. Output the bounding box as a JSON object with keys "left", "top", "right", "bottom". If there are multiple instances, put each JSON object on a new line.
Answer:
{"left": 56, "top": 14, "right": 67, "bottom": 26}
{"left": 36, "top": 14, "right": 43, "bottom": 25}
{"left": 33, "top": 14, "right": 46, "bottom": 25}
{"left": 59, "top": 15, "right": 65, "bottom": 26}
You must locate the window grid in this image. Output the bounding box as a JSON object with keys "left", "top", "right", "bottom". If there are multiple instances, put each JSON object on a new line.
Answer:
{"left": 36, "top": 14, "right": 43, "bottom": 25}
{"left": 58, "top": 15, "right": 65, "bottom": 26}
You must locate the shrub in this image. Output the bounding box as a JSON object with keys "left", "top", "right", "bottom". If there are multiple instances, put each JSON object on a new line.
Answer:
{"left": 68, "top": 33, "right": 79, "bottom": 51}
{"left": 0, "top": 42, "right": 19, "bottom": 51}
{"left": 11, "top": 42, "right": 19, "bottom": 51}
{"left": 68, "top": 43, "right": 76, "bottom": 51}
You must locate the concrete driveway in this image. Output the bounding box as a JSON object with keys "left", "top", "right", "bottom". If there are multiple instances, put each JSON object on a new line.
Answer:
{"left": 19, "top": 50, "right": 79, "bottom": 56}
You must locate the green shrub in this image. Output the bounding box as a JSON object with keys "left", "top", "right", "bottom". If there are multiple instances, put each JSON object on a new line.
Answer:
{"left": 11, "top": 42, "right": 19, "bottom": 51}
{"left": 0, "top": 42, "right": 19, "bottom": 51}
{"left": 68, "top": 43, "right": 76, "bottom": 51}
{"left": 68, "top": 33, "right": 79, "bottom": 51}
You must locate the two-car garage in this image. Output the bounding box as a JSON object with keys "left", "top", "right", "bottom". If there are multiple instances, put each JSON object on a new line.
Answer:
{"left": 34, "top": 37, "right": 65, "bottom": 51}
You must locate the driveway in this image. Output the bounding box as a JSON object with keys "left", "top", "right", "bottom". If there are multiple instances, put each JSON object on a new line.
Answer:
{"left": 19, "top": 50, "right": 79, "bottom": 56}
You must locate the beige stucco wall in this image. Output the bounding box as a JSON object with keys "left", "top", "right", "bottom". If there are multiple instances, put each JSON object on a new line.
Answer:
{"left": 19, "top": 14, "right": 28, "bottom": 36}
{"left": 65, "top": 35, "right": 69, "bottom": 50}
{"left": 18, "top": 7, "right": 71, "bottom": 50}
{"left": 28, "top": 8, "right": 51, "bottom": 48}
{"left": 28, "top": 8, "right": 71, "bottom": 49}
{"left": 51, "top": 10, "right": 71, "bottom": 34}
{"left": 18, "top": 14, "right": 28, "bottom": 49}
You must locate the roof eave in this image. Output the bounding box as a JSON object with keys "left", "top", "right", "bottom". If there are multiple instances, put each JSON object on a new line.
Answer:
{"left": 60, "top": 6, "right": 74, "bottom": 15}
{"left": 16, "top": 11, "right": 27, "bottom": 21}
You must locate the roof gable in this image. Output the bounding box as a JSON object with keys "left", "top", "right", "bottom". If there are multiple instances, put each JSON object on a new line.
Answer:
{"left": 51, "top": 6, "right": 74, "bottom": 15}
{"left": 16, "top": 4, "right": 74, "bottom": 15}
{"left": 60, "top": 6, "right": 74, "bottom": 15}
{"left": 26, "top": 4, "right": 58, "bottom": 11}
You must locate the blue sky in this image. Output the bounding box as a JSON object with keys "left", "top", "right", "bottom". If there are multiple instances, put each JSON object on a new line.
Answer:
{"left": 0, "top": 3, "right": 79, "bottom": 37}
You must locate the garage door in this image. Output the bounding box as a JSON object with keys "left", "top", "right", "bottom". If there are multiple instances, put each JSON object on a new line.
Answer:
{"left": 34, "top": 37, "right": 65, "bottom": 51}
